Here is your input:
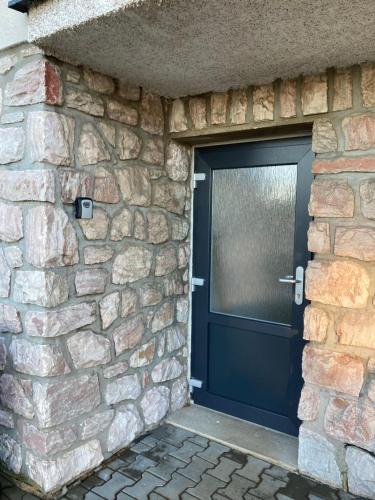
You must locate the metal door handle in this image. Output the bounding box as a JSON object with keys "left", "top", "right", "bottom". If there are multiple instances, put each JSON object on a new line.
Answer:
{"left": 279, "top": 276, "right": 301, "bottom": 284}
{"left": 278, "top": 267, "right": 304, "bottom": 305}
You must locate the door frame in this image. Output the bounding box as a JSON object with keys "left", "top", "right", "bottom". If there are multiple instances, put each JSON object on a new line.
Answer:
{"left": 188, "top": 135, "right": 314, "bottom": 436}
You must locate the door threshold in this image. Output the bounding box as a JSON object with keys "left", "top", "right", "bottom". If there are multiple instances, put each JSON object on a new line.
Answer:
{"left": 167, "top": 404, "right": 298, "bottom": 472}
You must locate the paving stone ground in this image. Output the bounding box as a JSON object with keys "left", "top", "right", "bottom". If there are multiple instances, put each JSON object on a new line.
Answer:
{"left": 0, "top": 424, "right": 363, "bottom": 500}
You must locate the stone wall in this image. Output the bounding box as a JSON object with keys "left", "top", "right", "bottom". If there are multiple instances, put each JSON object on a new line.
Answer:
{"left": 0, "top": 44, "right": 190, "bottom": 495}
{"left": 167, "top": 68, "right": 375, "bottom": 498}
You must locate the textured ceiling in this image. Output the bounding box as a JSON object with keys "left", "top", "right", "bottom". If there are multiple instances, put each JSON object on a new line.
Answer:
{"left": 29, "top": 0, "right": 375, "bottom": 97}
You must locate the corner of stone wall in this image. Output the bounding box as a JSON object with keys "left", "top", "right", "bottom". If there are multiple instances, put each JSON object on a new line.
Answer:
{"left": 0, "top": 42, "right": 191, "bottom": 495}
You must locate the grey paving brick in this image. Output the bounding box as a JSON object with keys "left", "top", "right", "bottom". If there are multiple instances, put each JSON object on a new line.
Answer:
{"left": 152, "top": 424, "right": 195, "bottom": 446}
{"left": 221, "top": 449, "right": 248, "bottom": 465}
{"left": 206, "top": 456, "right": 242, "bottom": 482}
{"left": 80, "top": 475, "right": 105, "bottom": 490}
{"left": 144, "top": 440, "right": 179, "bottom": 462}
{"left": 178, "top": 456, "right": 215, "bottom": 482}
{"left": 96, "top": 467, "right": 113, "bottom": 481}
{"left": 216, "top": 473, "right": 256, "bottom": 499}
{"left": 116, "top": 449, "right": 138, "bottom": 465}
{"left": 236, "top": 455, "right": 271, "bottom": 482}
{"left": 122, "top": 471, "right": 166, "bottom": 498}
{"left": 66, "top": 484, "right": 90, "bottom": 500}
{"left": 83, "top": 493, "right": 103, "bottom": 500}
{"left": 187, "top": 435, "right": 209, "bottom": 447}
{"left": 138, "top": 434, "right": 159, "bottom": 448}
{"left": 264, "top": 464, "right": 290, "bottom": 482}
{"left": 91, "top": 472, "right": 133, "bottom": 500}
{"left": 196, "top": 441, "right": 229, "bottom": 464}
{"left": 148, "top": 454, "right": 187, "bottom": 481}
{"left": 106, "top": 457, "right": 129, "bottom": 471}
{"left": 248, "top": 473, "right": 286, "bottom": 499}
{"left": 119, "top": 454, "right": 158, "bottom": 481}
{"left": 2, "top": 487, "right": 25, "bottom": 500}
{"left": 186, "top": 472, "right": 226, "bottom": 499}
{"left": 149, "top": 494, "right": 169, "bottom": 500}
{"left": 154, "top": 471, "right": 195, "bottom": 499}
{"left": 169, "top": 441, "right": 204, "bottom": 463}
{"left": 130, "top": 441, "right": 152, "bottom": 454}
{"left": 116, "top": 494, "right": 135, "bottom": 500}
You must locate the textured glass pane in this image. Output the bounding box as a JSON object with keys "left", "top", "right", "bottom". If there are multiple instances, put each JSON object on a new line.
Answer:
{"left": 210, "top": 165, "right": 297, "bottom": 325}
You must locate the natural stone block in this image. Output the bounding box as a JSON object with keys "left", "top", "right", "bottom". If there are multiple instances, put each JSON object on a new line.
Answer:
{"left": 0, "top": 250, "right": 10, "bottom": 298}
{"left": 302, "top": 345, "right": 364, "bottom": 397}
{"left": 134, "top": 210, "right": 147, "bottom": 241}
{"left": 33, "top": 374, "right": 101, "bottom": 428}
{"left": 121, "top": 288, "right": 139, "bottom": 318}
{"left": 147, "top": 211, "right": 169, "bottom": 244}
{"left": 4, "top": 246, "right": 23, "bottom": 269}
{"left": 67, "top": 330, "right": 111, "bottom": 368}
{"left": 346, "top": 446, "right": 375, "bottom": 498}
{"left": 360, "top": 178, "right": 375, "bottom": 219}
{"left": 139, "top": 283, "right": 163, "bottom": 307}
{"left": 0, "top": 127, "right": 24, "bottom": 164}
{"left": 334, "top": 226, "right": 375, "bottom": 261}
{"left": 98, "top": 122, "right": 115, "bottom": 146}
{"left": 84, "top": 245, "right": 114, "bottom": 264}
{"left": 28, "top": 111, "right": 75, "bottom": 166}
{"left": 14, "top": 270, "right": 69, "bottom": 308}
{"left": 361, "top": 63, "right": 375, "bottom": 108}
{"left": 171, "top": 377, "right": 188, "bottom": 412}
{"left": 312, "top": 119, "right": 337, "bottom": 153}
{"left": 368, "top": 380, "right": 375, "bottom": 403}
{"left": 99, "top": 291, "right": 120, "bottom": 329}
{"left": 80, "top": 409, "right": 114, "bottom": 440}
{"left": 105, "top": 374, "right": 141, "bottom": 405}
{"left": 337, "top": 309, "right": 375, "bottom": 349}
{"left": 301, "top": 74, "right": 328, "bottom": 115}
{"left": 0, "top": 338, "right": 6, "bottom": 370}
{"left": 229, "top": 89, "right": 248, "bottom": 124}
{"left": 78, "top": 123, "right": 110, "bottom": 166}
{"left": 83, "top": 68, "right": 115, "bottom": 94}
{"left": 94, "top": 167, "right": 120, "bottom": 204}
{"left": 297, "top": 384, "right": 320, "bottom": 421}
{"left": 107, "top": 405, "right": 143, "bottom": 452}
{"left": 0, "top": 202, "right": 22, "bottom": 242}
{"left": 116, "top": 166, "right": 151, "bottom": 206}
{"left": 176, "top": 298, "right": 189, "bottom": 324}
{"left": 0, "top": 373, "right": 34, "bottom": 418}
{"left": 189, "top": 97, "right": 207, "bottom": 129}
{"left": 25, "top": 302, "right": 96, "bottom": 338}
{"left": 0, "top": 304, "right": 22, "bottom": 333}
{"left": 152, "top": 302, "right": 174, "bottom": 333}
{"left": 1, "top": 112, "right": 24, "bottom": 124}
{"left": 118, "top": 82, "right": 141, "bottom": 101}
{"left": 116, "top": 126, "right": 141, "bottom": 159}
{"left": 103, "top": 361, "right": 129, "bottom": 379}
{"left": 152, "top": 357, "right": 183, "bottom": 383}
{"left": 129, "top": 340, "right": 155, "bottom": 368}
{"left": 163, "top": 272, "right": 184, "bottom": 297}
{"left": 279, "top": 80, "right": 297, "bottom": 118}
{"left": 75, "top": 269, "right": 108, "bottom": 296}
{"left": 0, "top": 409, "right": 14, "bottom": 428}
{"left": 152, "top": 178, "right": 186, "bottom": 215}
{"left": 5, "top": 59, "right": 62, "bottom": 106}
{"left": 141, "top": 136, "right": 164, "bottom": 165}
{"left": 0, "top": 434, "right": 22, "bottom": 474}
{"left": 307, "top": 222, "right": 330, "bottom": 254}
{"left": 66, "top": 67, "right": 81, "bottom": 83}
{"left": 22, "top": 422, "right": 76, "bottom": 457}
{"left": 10, "top": 338, "right": 70, "bottom": 377}
{"left": 112, "top": 245, "right": 152, "bottom": 284}
{"left": 253, "top": 85, "right": 274, "bottom": 121}
{"left": 313, "top": 157, "right": 375, "bottom": 174}
{"left": 343, "top": 114, "right": 375, "bottom": 151}
{"left": 325, "top": 397, "right": 375, "bottom": 451}
{"left": 107, "top": 99, "right": 138, "bottom": 125}
{"left": 308, "top": 180, "right": 354, "bottom": 217}
{"left": 66, "top": 88, "right": 104, "bottom": 116}
{"left": 155, "top": 246, "right": 178, "bottom": 276}
{"left": 305, "top": 260, "right": 370, "bottom": 308}
{"left": 333, "top": 68, "right": 352, "bottom": 111}
{"left": 169, "top": 99, "right": 188, "bottom": 132}
{"left": 166, "top": 142, "right": 190, "bottom": 182}
{"left": 113, "top": 315, "right": 144, "bottom": 356}
{"left": 0, "top": 169, "right": 55, "bottom": 202}
{"left": 59, "top": 169, "right": 94, "bottom": 203}
{"left": 303, "top": 306, "right": 329, "bottom": 342}
{"left": 25, "top": 206, "right": 78, "bottom": 267}
{"left": 211, "top": 93, "right": 228, "bottom": 124}
{"left": 110, "top": 208, "right": 133, "bottom": 241}
{"left": 27, "top": 440, "right": 103, "bottom": 493}
{"left": 141, "top": 386, "right": 170, "bottom": 425}
{"left": 0, "top": 55, "right": 17, "bottom": 75}
{"left": 298, "top": 426, "right": 342, "bottom": 488}
{"left": 141, "top": 92, "right": 164, "bottom": 135}
{"left": 79, "top": 208, "right": 109, "bottom": 240}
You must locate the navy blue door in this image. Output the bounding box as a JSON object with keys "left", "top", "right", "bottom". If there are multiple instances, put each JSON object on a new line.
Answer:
{"left": 191, "top": 137, "right": 313, "bottom": 436}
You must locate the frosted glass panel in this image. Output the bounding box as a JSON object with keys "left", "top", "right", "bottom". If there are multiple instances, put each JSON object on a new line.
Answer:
{"left": 210, "top": 165, "right": 297, "bottom": 325}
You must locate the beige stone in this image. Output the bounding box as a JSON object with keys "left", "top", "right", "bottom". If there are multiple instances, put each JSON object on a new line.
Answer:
{"left": 334, "top": 226, "right": 375, "bottom": 261}
{"left": 0, "top": 434, "right": 22, "bottom": 474}
{"left": 0, "top": 250, "right": 10, "bottom": 298}
{"left": 141, "top": 136, "right": 164, "bottom": 165}
{"left": 121, "top": 289, "right": 139, "bottom": 318}
{"left": 313, "top": 157, "right": 375, "bottom": 174}
{"left": 78, "top": 123, "right": 110, "bottom": 166}
{"left": 94, "top": 167, "right": 120, "bottom": 203}
{"left": 301, "top": 74, "right": 328, "bottom": 115}
{"left": 14, "top": 271, "right": 69, "bottom": 308}
{"left": 84, "top": 245, "right": 114, "bottom": 265}
{"left": 113, "top": 315, "right": 145, "bottom": 356}
{"left": 360, "top": 178, "right": 375, "bottom": 219}
{"left": 118, "top": 82, "right": 141, "bottom": 101}
{"left": 0, "top": 373, "right": 34, "bottom": 419}
{"left": 333, "top": 68, "right": 352, "bottom": 111}
{"left": 98, "top": 122, "right": 116, "bottom": 146}
{"left": 116, "top": 126, "right": 141, "bottom": 159}
{"left": 139, "top": 283, "right": 163, "bottom": 307}
{"left": 0, "top": 55, "right": 17, "bottom": 75}
{"left": 112, "top": 245, "right": 153, "bottom": 284}
{"left": 163, "top": 272, "right": 184, "bottom": 297}
{"left": 305, "top": 260, "right": 370, "bottom": 308}
{"left": 22, "top": 422, "right": 76, "bottom": 457}
{"left": 0, "top": 127, "right": 24, "bottom": 164}
{"left": 79, "top": 208, "right": 109, "bottom": 240}
{"left": 166, "top": 141, "right": 190, "bottom": 182}
{"left": 134, "top": 210, "right": 147, "bottom": 241}
{"left": 0, "top": 203, "right": 22, "bottom": 242}
{"left": 0, "top": 410, "right": 14, "bottom": 429}
{"left": 66, "top": 88, "right": 104, "bottom": 116}
{"left": 0, "top": 169, "right": 55, "bottom": 202}
{"left": 80, "top": 410, "right": 114, "bottom": 440}
{"left": 346, "top": 446, "right": 375, "bottom": 498}
{"left": 116, "top": 166, "right": 151, "bottom": 206}
{"left": 297, "top": 384, "right": 320, "bottom": 421}
{"left": 75, "top": 269, "right": 108, "bottom": 296}
{"left": 176, "top": 298, "right": 189, "bottom": 324}
{"left": 103, "top": 362, "right": 129, "bottom": 379}
{"left": 361, "top": 63, "right": 375, "bottom": 108}
{"left": 28, "top": 111, "right": 75, "bottom": 166}
{"left": 105, "top": 374, "right": 141, "bottom": 405}
{"left": 141, "top": 386, "right": 170, "bottom": 425}
{"left": 229, "top": 89, "right": 248, "bottom": 124}
{"left": 83, "top": 68, "right": 115, "bottom": 94}
{"left": 0, "top": 304, "right": 22, "bottom": 333}
{"left": 169, "top": 99, "right": 188, "bottom": 132}
{"left": 4, "top": 246, "right": 23, "bottom": 268}
{"left": 155, "top": 246, "right": 178, "bottom": 276}
{"left": 307, "top": 222, "right": 330, "bottom": 254}
{"left": 343, "top": 114, "right": 375, "bottom": 151}
{"left": 279, "top": 80, "right": 297, "bottom": 118}
{"left": 0, "top": 338, "right": 6, "bottom": 370}
{"left": 303, "top": 306, "right": 329, "bottom": 342}
{"left": 253, "top": 85, "right": 274, "bottom": 121}
{"left": 171, "top": 377, "right": 188, "bottom": 412}
{"left": 189, "top": 97, "right": 207, "bottom": 129}
{"left": 107, "top": 99, "right": 138, "bottom": 125}
{"left": 99, "top": 291, "right": 120, "bottom": 329}
{"left": 337, "top": 309, "right": 375, "bottom": 349}
{"left": 312, "top": 119, "right": 338, "bottom": 153}
{"left": 152, "top": 178, "right": 186, "bottom": 215}
{"left": 308, "top": 180, "right": 354, "bottom": 217}
{"left": 107, "top": 405, "right": 143, "bottom": 453}
{"left": 110, "top": 208, "right": 133, "bottom": 241}
{"left": 25, "top": 206, "right": 79, "bottom": 268}
{"left": 66, "top": 67, "right": 81, "bottom": 83}
{"left": 302, "top": 346, "right": 364, "bottom": 397}
{"left": 211, "top": 93, "right": 228, "bottom": 124}
{"left": 152, "top": 357, "right": 183, "bottom": 383}
{"left": 129, "top": 340, "right": 155, "bottom": 368}
{"left": 147, "top": 211, "right": 169, "bottom": 244}
{"left": 67, "top": 331, "right": 111, "bottom": 368}
{"left": 59, "top": 169, "right": 94, "bottom": 203}
{"left": 140, "top": 92, "right": 164, "bottom": 135}
{"left": 1, "top": 112, "right": 24, "bottom": 124}
{"left": 152, "top": 302, "right": 174, "bottom": 333}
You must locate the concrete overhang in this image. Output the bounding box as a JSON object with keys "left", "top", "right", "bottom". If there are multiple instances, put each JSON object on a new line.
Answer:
{"left": 27, "top": 0, "right": 375, "bottom": 98}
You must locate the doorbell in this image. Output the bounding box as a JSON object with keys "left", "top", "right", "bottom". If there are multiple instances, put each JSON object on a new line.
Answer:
{"left": 75, "top": 197, "right": 93, "bottom": 219}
